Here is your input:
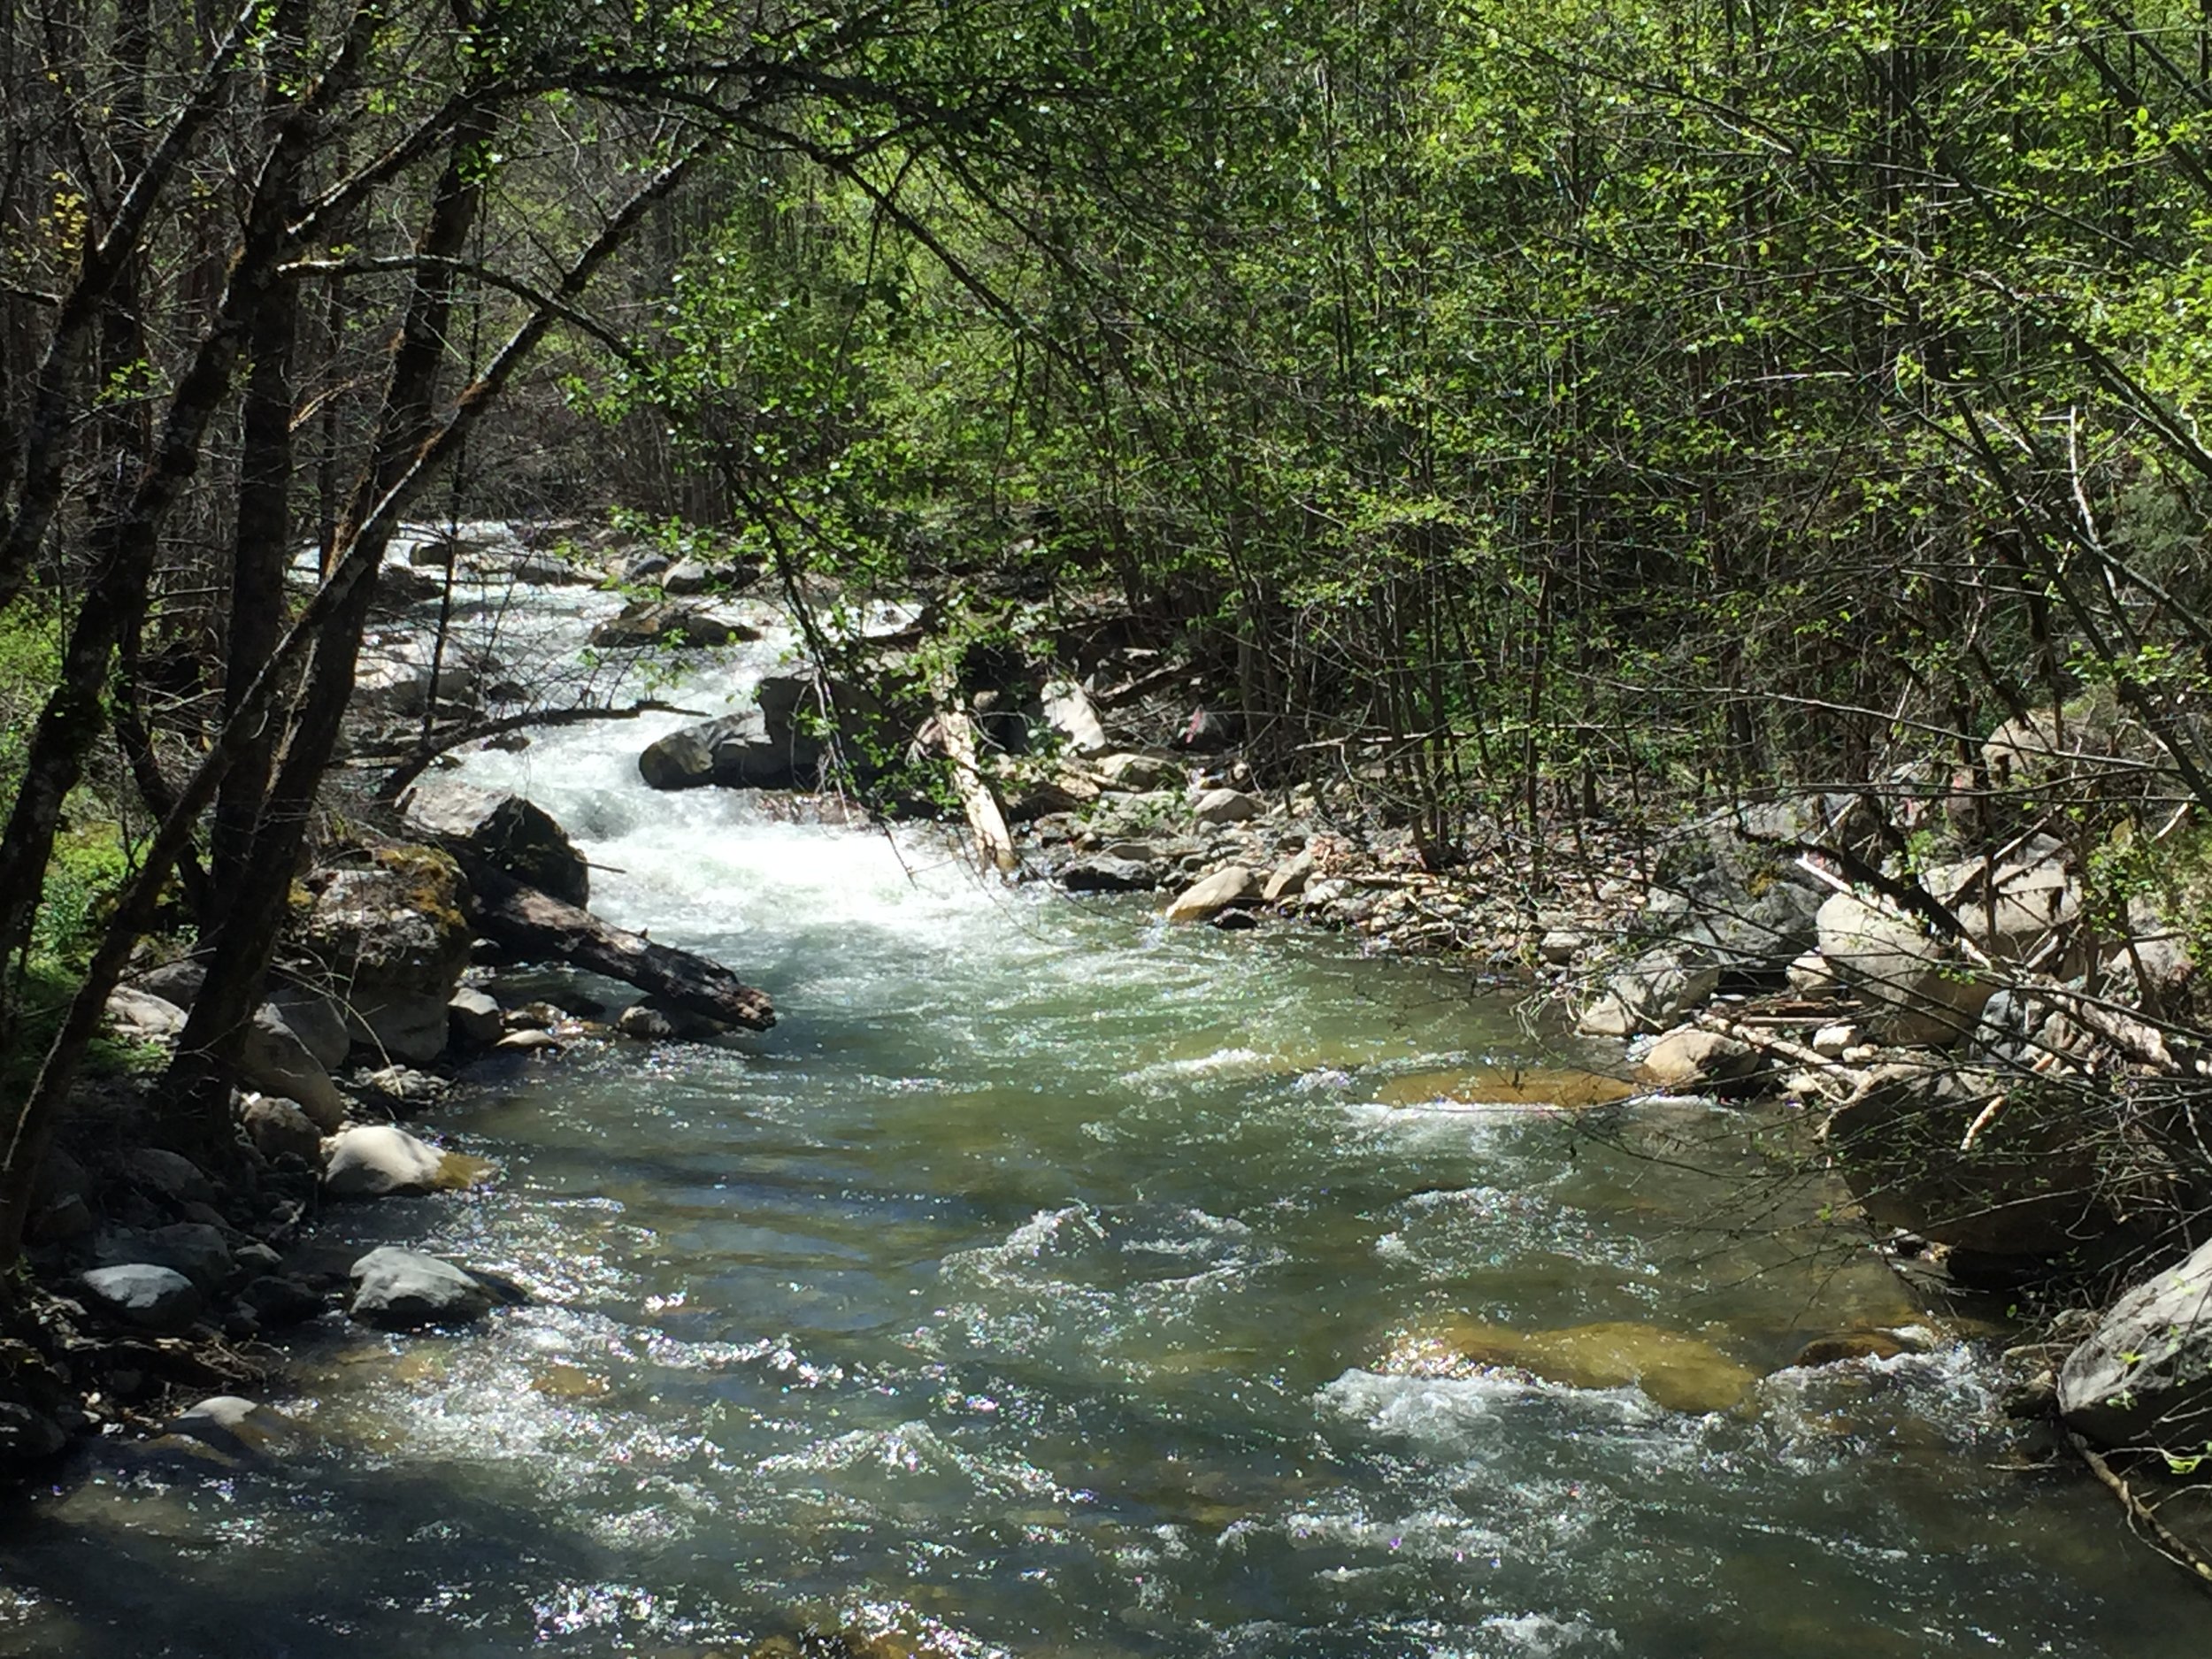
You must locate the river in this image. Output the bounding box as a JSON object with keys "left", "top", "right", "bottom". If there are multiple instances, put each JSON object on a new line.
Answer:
{"left": 0, "top": 582, "right": 2201, "bottom": 1656}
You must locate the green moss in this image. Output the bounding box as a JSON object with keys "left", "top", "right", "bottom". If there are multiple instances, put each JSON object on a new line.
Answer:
{"left": 369, "top": 845, "right": 468, "bottom": 935}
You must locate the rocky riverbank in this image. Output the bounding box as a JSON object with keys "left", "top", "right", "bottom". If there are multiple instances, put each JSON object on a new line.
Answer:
{"left": 12, "top": 514, "right": 2212, "bottom": 1580}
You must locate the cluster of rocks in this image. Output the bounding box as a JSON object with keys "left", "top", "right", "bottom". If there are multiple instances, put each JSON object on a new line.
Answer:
{"left": 7, "top": 768, "right": 766, "bottom": 1472}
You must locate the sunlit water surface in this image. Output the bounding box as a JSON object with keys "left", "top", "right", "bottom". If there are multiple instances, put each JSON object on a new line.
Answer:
{"left": 0, "top": 591, "right": 2200, "bottom": 1657}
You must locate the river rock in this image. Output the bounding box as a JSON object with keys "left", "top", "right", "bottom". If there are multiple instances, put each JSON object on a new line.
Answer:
{"left": 1576, "top": 949, "right": 1722, "bottom": 1038}
{"left": 1790, "top": 1331, "right": 1908, "bottom": 1368}
{"left": 348, "top": 1247, "right": 499, "bottom": 1330}
{"left": 1041, "top": 679, "right": 1110, "bottom": 757}
{"left": 119, "top": 1148, "right": 217, "bottom": 1207}
{"left": 1059, "top": 855, "right": 1165, "bottom": 893}
{"left": 1387, "top": 1317, "right": 1759, "bottom": 1413}
{"left": 2060, "top": 1235, "right": 2212, "bottom": 1451}
{"left": 402, "top": 780, "right": 590, "bottom": 908}
{"left": 1635, "top": 1026, "right": 1764, "bottom": 1094}
{"left": 1822, "top": 1064, "right": 2116, "bottom": 1254}
{"left": 1263, "top": 852, "right": 1316, "bottom": 902}
{"left": 1165, "top": 865, "right": 1260, "bottom": 923}
{"left": 265, "top": 984, "right": 350, "bottom": 1071}
{"left": 616, "top": 1003, "right": 675, "bottom": 1040}
{"left": 238, "top": 1274, "right": 327, "bottom": 1328}
{"left": 323, "top": 1125, "right": 452, "bottom": 1199}
{"left": 295, "top": 848, "right": 472, "bottom": 1064}
{"left": 1815, "top": 889, "right": 1994, "bottom": 1045}
{"left": 240, "top": 1004, "right": 349, "bottom": 1130}
{"left": 1192, "top": 787, "right": 1262, "bottom": 826}
{"left": 660, "top": 557, "right": 710, "bottom": 594}
{"left": 1920, "top": 843, "right": 2080, "bottom": 967}
{"left": 1648, "top": 795, "right": 1872, "bottom": 979}
{"left": 134, "top": 956, "right": 207, "bottom": 1006}
{"left": 1538, "top": 928, "right": 1586, "bottom": 964}
{"left": 589, "top": 599, "right": 750, "bottom": 649}
{"left": 448, "top": 987, "right": 504, "bottom": 1045}
{"left": 0, "top": 1403, "right": 66, "bottom": 1463}
{"left": 1094, "top": 752, "right": 1180, "bottom": 792}
{"left": 640, "top": 709, "right": 818, "bottom": 791}
{"left": 78, "top": 1263, "right": 203, "bottom": 1333}
{"left": 96, "top": 1223, "right": 234, "bottom": 1291}
{"left": 105, "top": 985, "right": 186, "bottom": 1042}
{"left": 637, "top": 720, "right": 718, "bottom": 789}
{"left": 165, "top": 1396, "right": 310, "bottom": 1461}
{"left": 241, "top": 1094, "right": 323, "bottom": 1164}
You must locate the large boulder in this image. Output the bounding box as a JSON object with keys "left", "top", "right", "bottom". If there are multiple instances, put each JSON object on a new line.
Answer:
{"left": 1822, "top": 1064, "right": 2118, "bottom": 1255}
{"left": 1983, "top": 688, "right": 2162, "bottom": 806}
{"left": 1919, "top": 843, "right": 2080, "bottom": 968}
{"left": 1647, "top": 795, "right": 1879, "bottom": 981}
{"left": 105, "top": 984, "right": 187, "bottom": 1043}
{"left": 294, "top": 849, "right": 472, "bottom": 1064}
{"left": 2061, "top": 1236, "right": 2212, "bottom": 1450}
{"left": 639, "top": 709, "right": 819, "bottom": 791}
{"left": 401, "top": 779, "right": 589, "bottom": 907}
{"left": 348, "top": 1247, "right": 500, "bottom": 1330}
{"left": 264, "top": 983, "right": 350, "bottom": 1071}
{"left": 1815, "top": 889, "right": 1994, "bottom": 1046}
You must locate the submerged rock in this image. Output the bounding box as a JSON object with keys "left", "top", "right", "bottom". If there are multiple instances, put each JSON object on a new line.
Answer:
{"left": 1372, "top": 1067, "right": 1636, "bottom": 1110}
{"left": 1386, "top": 1317, "right": 1759, "bottom": 1413}
{"left": 165, "top": 1396, "right": 311, "bottom": 1461}
{"left": 589, "top": 599, "right": 753, "bottom": 649}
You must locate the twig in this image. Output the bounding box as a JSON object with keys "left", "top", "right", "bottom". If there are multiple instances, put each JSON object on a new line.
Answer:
{"left": 2069, "top": 1430, "right": 2212, "bottom": 1588}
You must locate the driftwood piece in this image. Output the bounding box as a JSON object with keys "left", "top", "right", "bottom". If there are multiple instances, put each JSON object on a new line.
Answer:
{"left": 452, "top": 852, "right": 774, "bottom": 1031}
{"left": 933, "top": 704, "right": 1018, "bottom": 875}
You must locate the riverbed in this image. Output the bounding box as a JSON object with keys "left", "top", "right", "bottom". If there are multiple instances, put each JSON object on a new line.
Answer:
{"left": 0, "top": 590, "right": 2202, "bottom": 1656}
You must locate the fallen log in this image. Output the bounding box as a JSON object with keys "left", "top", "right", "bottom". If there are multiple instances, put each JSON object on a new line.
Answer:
{"left": 450, "top": 852, "right": 775, "bottom": 1031}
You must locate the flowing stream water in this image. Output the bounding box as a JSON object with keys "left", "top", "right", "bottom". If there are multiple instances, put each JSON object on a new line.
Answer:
{"left": 3, "top": 585, "right": 2207, "bottom": 1656}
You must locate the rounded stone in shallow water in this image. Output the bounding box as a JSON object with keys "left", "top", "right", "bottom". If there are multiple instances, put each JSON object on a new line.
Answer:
{"left": 531, "top": 1363, "right": 612, "bottom": 1399}
{"left": 1385, "top": 1317, "right": 1762, "bottom": 1413}
{"left": 1371, "top": 1065, "right": 1636, "bottom": 1110}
